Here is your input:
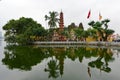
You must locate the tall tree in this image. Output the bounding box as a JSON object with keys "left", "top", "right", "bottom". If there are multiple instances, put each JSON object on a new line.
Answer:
{"left": 3, "top": 17, "right": 46, "bottom": 44}
{"left": 68, "top": 22, "right": 77, "bottom": 31}
{"left": 45, "top": 11, "right": 59, "bottom": 29}
{"left": 79, "top": 22, "right": 84, "bottom": 30}
{"left": 74, "top": 28, "right": 84, "bottom": 41}
{"left": 88, "top": 19, "right": 114, "bottom": 41}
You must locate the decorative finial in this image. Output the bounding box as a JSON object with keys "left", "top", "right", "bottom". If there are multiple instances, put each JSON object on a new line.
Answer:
{"left": 61, "top": 9, "right": 62, "bottom": 13}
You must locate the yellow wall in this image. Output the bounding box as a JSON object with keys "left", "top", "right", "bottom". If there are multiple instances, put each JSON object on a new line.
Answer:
{"left": 86, "top": 35, "right": 114, "bottom": 42}
{"left": 107, "top": 36, "right": 114, "bottom": 42}
{"left": 86, "top": 36, "right": 96, "bottom": 42}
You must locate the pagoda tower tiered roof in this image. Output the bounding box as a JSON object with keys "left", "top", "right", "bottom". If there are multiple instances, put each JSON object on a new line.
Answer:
{"left": 59, "top": 11, "right": 64, "bottom": 29}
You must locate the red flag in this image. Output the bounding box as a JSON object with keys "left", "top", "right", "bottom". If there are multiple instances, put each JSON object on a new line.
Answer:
{"left": 87, "top": 10, "right": 91, "bottom": 19}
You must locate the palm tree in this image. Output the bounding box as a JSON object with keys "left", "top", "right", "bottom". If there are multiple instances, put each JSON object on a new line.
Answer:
{"left": 74, "top": 28, "right": 84, "bottom": 41}
{"left": 44, "top": 59, "right": 60, "bottom": 78}
{"left": 81, "top": 30, "right": 89, "bottom": 41}
{"left": 45, "top": 11, "right": 59, "bottom": 29}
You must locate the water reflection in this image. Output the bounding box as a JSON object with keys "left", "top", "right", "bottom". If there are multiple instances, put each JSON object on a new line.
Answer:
{"left": 2, "top": 45, "right": 116, "bottom": 79}
{"left": 2, "top": 45, "right": 50, "bottom": 71}
{"left": 44, "top": 59, "right": 60, "bottom": 78}
{"left": 88, "top": 48, "right": 114, "bottom": 73}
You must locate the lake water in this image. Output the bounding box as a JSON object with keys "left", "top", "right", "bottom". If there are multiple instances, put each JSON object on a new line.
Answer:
{"left": 0, "top": 40, "right": 120, "bottom": 80}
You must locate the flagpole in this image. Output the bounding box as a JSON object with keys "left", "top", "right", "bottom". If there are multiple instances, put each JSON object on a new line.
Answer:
{"left": 99, "top": 12, "right": 102, "bottom": 21}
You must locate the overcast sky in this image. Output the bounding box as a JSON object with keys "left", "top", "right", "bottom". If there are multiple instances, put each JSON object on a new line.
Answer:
{"left": 0, "top": 0, "right": 120, "bottom": 34}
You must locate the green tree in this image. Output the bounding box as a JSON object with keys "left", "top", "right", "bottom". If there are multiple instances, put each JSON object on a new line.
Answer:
{"left": 101, "top": 19, "right": 110, "bottom": 30}
{"left": 81, "top": 30, "right": 89, "bottom": 41}
{"left": 45, "top": 11, "right": 59, "bottom": 29}
{"left": 3, "top": 17, "right": 46, "bottom": 44}
{"left": 74, "top": 28, "right": 84, "bottom": 41}
{"left": 88, "top": 19, "right": 114, "bottom": 41}
{"left": 68, "top": 22, "right": 77, "bottom": 31}
{"left": 87, "top": 28, "right": 98, "bottom": 39}
{"left": 79, "top": 22, "right": 84, "bottom": 30}
{"left": 101, "top": 19, "right": 114, "bottom": 41}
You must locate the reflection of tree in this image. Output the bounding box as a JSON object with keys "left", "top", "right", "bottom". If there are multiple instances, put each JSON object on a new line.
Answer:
{"left": 2, "top": 45, "right": 115, "bottom": 78}
{"left": 44, "top": 59, "right": 59, "bottom": 78}
{"left": 46, "top": 47, "right": 66, "bottom": 77}
{"left": 67, "top": 47, "right": 77, "bottom": 61}
{"left": 52, "top": 47, "right": 66, "bottom": 76}
{"left": 2, "top": 45, "right": 49, "bottom": 71}
{"left": 88, "top": 48, "right": 114, "bottom": 73}
{"left": 75, "top": 47, "right": 86, "bottom": 62}
{"left": 75, "top": 47, "right": 98, "bottom": 63}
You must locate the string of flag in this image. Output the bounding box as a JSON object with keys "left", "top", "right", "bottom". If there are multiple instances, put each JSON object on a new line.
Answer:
{"left": 87, "top": 10, "right": 102, "bottom": 20}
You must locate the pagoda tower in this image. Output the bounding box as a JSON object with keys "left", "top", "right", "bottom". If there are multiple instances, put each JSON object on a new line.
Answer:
{"left": 59, "top": 11, "right": 64, "bottom": 30}
{"left": 58, "top": 11, "right": 67, "bottom": 41}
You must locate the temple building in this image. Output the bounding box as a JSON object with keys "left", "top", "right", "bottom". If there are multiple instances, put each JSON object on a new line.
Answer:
{"left": 53, "top": 11, "right": 66, "bottom": 41}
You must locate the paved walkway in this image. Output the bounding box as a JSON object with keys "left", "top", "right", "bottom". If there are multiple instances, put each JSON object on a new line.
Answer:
{"left": 33, "top": 41, "right": 120, "bottom": 47}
